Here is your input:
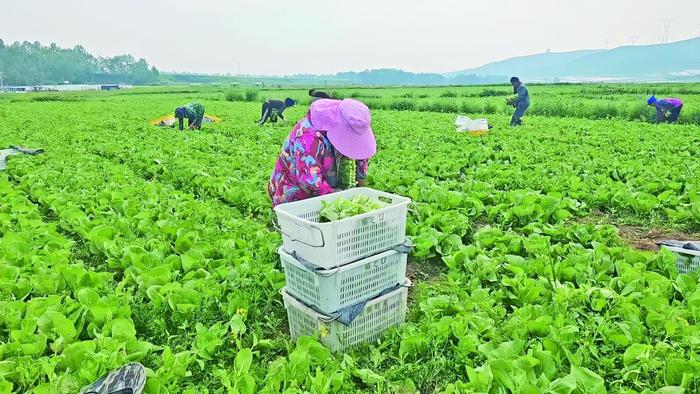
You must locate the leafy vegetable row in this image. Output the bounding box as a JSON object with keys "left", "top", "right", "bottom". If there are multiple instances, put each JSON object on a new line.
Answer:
{"left": 1, "top": 92, "right": 699, "bottom": 393}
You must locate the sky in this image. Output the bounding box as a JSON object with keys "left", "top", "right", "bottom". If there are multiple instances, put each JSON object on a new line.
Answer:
{"left": 2, "top": 0, "right": 699, "bottom": 76}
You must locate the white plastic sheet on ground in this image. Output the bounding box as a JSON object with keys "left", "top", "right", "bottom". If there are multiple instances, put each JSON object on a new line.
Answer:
{"left": 455, "top": 116, "right": 489, "bottom": 132}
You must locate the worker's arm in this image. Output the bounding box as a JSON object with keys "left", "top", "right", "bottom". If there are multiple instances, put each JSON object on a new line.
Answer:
{"left": 295, "top": 136, "right": 334, "bottom": 196}
{"left": 655, "top": 106, "right": 665, "bottom": 123}
{"left": 195, "top": 106, "right": 205, "bottom": 128}
{"left": 655, "top": 101, "right": 674, "bottom": 123}
{"left": 356, "top": 160, "right": 368, "bottom": 187}
{"left": 191, "top": 115, "right": 203, "bottom": 130}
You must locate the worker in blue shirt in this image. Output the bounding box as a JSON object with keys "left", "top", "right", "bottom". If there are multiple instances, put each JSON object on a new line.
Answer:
{"left": 508, "top": 77, "right": 530, "bottom": 126}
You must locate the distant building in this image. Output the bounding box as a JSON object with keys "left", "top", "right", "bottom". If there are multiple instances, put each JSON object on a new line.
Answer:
{"left": 0, "top": 86, "right": 26, "bottom": 92}
{"left": 1, "top": 84, "right": 132, "bottom": 93}
{"left": 30, "top": 86, "right": 57, "bottom": 92}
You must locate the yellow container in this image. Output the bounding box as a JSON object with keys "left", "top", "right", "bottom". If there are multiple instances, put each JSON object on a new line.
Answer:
{"left": 468, "top": 130, "right": 489, "bottom": 137}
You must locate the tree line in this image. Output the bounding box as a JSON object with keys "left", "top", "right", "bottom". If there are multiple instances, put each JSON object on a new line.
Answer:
{"left": 0, "top": 39, "right": 160, "bottom": 86}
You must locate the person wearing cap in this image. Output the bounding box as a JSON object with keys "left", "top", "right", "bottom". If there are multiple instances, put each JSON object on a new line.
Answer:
{"left": 309, "top": 89, "right": 332, "bottom": 103}
{"left": 509, "top": 77, "right": 530, "bottom": 126}
{"left": 175, "top": 102, "right": 205, "bottom": 130}
{"left": 258, "top": 97, "right": 296, "bottom": 125}
{"left": 647, "top": 96, "right": 683, "bottom": 123}
{"left": 268, "top": 98, "right": 376, "bottom": 206}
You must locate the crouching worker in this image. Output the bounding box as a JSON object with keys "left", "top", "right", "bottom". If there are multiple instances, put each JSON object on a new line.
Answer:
{"left": 259, "top": 97, "right": 296, "bottom": 125}
{"left": 175, "top": 102, "right": 205, "bottom": 130}
{"left": 648, "top": 96, "right": 683, "bottom": 123}
{"left": 309, "top": 88, "right": 331, "bottom": 103}
{"left": 268, "top": 99, "right": 376, "bottom": 206}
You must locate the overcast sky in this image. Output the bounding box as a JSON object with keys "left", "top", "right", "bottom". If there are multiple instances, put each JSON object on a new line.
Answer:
{"left": 2, "top": 0, "right": 699, "bottom": 76}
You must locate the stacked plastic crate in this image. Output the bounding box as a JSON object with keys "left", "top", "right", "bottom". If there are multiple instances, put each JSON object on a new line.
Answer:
{"left": 656, "top": 240, "right": 700, "bottom": 274}
{"left": 273, "top": 188, "right": 411, "bottom": 351}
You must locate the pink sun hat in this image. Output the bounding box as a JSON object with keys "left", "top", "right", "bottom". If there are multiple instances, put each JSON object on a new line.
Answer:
{"left": 309, "top": 98, "right": 376, "bottom": 160}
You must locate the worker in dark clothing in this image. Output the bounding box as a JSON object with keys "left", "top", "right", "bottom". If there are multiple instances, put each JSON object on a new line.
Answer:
{"left": 175, "top": 102, "right": 205, "bottom": 130}
{"left": 648, "top": 96, "right": 683, "bottom": 123}
{"left": 508, "top": 77, "right": 530, "bottom": 126}
{"left": 309, "top": 89, "right": 331, "bottom": 103}
{"left": 259, "top": 97, "right": 296, "bottom": 125}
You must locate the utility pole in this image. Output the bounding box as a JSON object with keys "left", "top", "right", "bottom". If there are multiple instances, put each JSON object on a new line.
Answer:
{"left": 661, "top": 20, "right": 671, "bottom": 43}
{"left": 0, "top": 71, "right": 4, "bottom": 92}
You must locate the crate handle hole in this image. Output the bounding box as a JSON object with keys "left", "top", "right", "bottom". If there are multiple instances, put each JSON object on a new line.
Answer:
{"left": 378, "top": 196, "right": 392, "bottom": 205}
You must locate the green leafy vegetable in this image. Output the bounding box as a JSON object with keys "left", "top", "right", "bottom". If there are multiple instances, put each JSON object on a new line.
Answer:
{"left": 338, "top": 157, "right": 356, "bottom": 189}
{"left": 319, "top": 195, "right": 383, "bottom": 222}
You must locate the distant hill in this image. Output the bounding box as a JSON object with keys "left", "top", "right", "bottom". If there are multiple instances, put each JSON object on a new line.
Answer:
{"left": 444, "top": 49, "right": 604, "bottom": 79}
{"left": 330, "top": 69, "right": 504, "bottom": 85}
{"left": 449, "top": 37, "right": 700, "bottom": 82}
{"left": 177, "top": 37, "right": 699, "bottom": 86}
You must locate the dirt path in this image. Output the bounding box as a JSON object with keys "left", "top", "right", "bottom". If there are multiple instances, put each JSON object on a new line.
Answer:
{"left": 406, "top": 257, "right": 445, "bottom": 283}
{"left": 576, "top": 210, "right": 699, "bottom": 251}
{"left": 617, "top": 226, "right": 700, "bottom": 251}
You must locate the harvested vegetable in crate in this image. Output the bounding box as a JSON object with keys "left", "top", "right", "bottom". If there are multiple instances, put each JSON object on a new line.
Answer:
{"left": 320, "top": 195, "right": 383, "bottom": 222}
{"left": 338, "top": 157, "right": 357, "bottom": 189}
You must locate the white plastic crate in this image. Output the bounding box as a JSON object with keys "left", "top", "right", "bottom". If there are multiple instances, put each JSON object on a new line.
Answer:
{"left": 274, "top": 188, "right": 411, "bottom": 269}
{"left": 279, "top": 247, "right": 408, "bottom": 314}
{"left": 663, "top": 242, "right": 700, "bottom": 275}
{"left": 281, "top": 279, "right": 410, "bottom": 352}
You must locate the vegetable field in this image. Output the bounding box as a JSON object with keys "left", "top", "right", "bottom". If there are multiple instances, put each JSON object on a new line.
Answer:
{"left": 1, "top": 84, "right": 700, "bottom": 394}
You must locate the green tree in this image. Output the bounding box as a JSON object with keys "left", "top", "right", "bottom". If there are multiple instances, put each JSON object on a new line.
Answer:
{"left": 0, "top": 38, "right": 160, "bottom": 86}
